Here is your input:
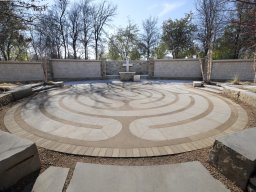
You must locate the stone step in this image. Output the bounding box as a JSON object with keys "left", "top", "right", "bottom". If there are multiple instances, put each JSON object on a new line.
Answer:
{"left": 209, "top": 127, "right": 256, "bottom": 190}
{"left": 193, "top": 81, "right": 203, "bottom": 87}
{"left": 32, "top": 85, "right": 56, "bottom": 92}
{"left": 0, "top": 131, "right": 41, "bottom": 191}
{"left": 204, "top": 84, "right": 224, "bottom": 91}
{"left": 198, "top": 87, "right": 222, "bottom": 94}
{"left": 30, "top": 82, "right": 45, "bottom": 88}
{"left": 67, "top": 161, "right": 229, "bottom": 192}
{"left": 32, "top": 166, "right": 69, "bottom": 192}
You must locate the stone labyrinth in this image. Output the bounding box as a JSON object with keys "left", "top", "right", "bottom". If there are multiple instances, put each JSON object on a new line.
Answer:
{"left": 4, "top": 82, "right": 248, "bottom": 157}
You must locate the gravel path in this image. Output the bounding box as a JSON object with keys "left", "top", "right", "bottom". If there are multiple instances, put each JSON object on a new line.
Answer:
{"left": 1, "top": 92, "right": 255, "bottom": 192}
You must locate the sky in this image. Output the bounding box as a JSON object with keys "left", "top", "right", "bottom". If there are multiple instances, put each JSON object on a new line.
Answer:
{"left": 104, "top": 0, "right": 195, "bottom": 29}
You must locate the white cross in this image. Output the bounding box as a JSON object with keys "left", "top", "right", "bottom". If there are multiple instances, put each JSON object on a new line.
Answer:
{"left": 123, "top": 58, "right": 133, "bottom": 72}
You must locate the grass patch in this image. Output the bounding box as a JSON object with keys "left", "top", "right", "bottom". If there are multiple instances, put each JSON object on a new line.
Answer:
{"left": 228, "top": 75, "right": 240, "bottom": 85}
{"left": 248, "top": 88, "right": 256, "bottom": 93}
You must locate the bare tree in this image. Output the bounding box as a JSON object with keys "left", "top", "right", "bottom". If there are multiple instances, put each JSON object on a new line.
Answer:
{"left": 56, "top": 0, "right": 68, "bottom": 59}
{"left": 92, "top": 1, "right": 116, "bottom": 60}
{"left": 140, "top": 17, "right": 160, "bottom": 60}
{"left": 225, "top": 0, "right": 256, "bottom": 81}
{"left": 80, "top": 0, "right": 93, "bottom": 60}
{"left": 35, "top": 10, "right": 63, "bottom": 59}
{"left": 196, "top": 0, "right": 228, "bottom": 82}
{"left": 68, "top": 3, "right": 82, "bottom": 59}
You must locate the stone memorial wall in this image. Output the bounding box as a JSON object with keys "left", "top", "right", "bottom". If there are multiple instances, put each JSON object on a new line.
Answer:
{"left": 105, "top": 60, "right": 148, "bottom": 75}
{"left": 0, "top": 62, "right": 45, "bottom": 82}
{"left": 50, "top": 59, "right": 102, "bottom": 80}
{"left": 154, "top": 59, "right": 202, "bottom": 79}
{"left": 0, "top": 59, "right": 254, "bottom": 82}
{"left": 211, "top": 60, "right": 254, "bottom": 81}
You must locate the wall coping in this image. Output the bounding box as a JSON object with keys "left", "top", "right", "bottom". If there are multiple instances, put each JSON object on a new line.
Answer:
{"left": 0, "top": 61, "right": 42, "bottom": 64}
{"left": 213, "top": 59, "right": 253, "bottom": 63}
{"left": 155, "top": 59, "right": 199, "bottom": 62}
{"left": 49, "top": 59, "right": 101, "bottom": 62}
{"left": 0, "top": 59, "right": 253, "bottom": 64}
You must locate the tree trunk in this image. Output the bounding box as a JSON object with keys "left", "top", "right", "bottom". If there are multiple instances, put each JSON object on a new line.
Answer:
{"left": 42, "top": 59, "right": 48, "bottom": 82}
{"left": 199, "top": 57, "right": 206, "bottom": 82}
{"left": 73, "top": 41, "right": 77, "bottom": 59}
{"left": 95, "top": 38, "right": 98, "bottom": 60}
{"left": 206, "top": 48, "right": 213, "bottom": 83}
{"left": 254, "top": 52, "right": 256, "bottom": 83}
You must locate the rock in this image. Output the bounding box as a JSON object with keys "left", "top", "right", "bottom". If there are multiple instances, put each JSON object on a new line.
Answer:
{"left": 0, "top": 93, "right": 13, "bottom": 107}
{"left": 32, "top": 166, "right": 69, "bottom": 192}
{"left": 209, "top": 128, "right": 256, "bottom": 190}
{"left": 0, "top": 131, "right": 41, "bottom": 190}
{"left": 193, "top": 81, "right": 203, "bottom": 87}
{"left": 133, "top": 75, "right": 141, "bottom": 82}
{"left": 11, "top": 86, "right": 33, "bottom": 100}
{"left": 248, "top": 177, "right": 256, "bottom": 192}
{"left": 67, "top": 161, "right": 229, "bottom": 192}
{"left": 46, "top": 81, "right": 64, "bottom": 87}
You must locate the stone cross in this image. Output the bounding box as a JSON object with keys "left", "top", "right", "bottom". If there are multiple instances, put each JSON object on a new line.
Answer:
{"left": 123, "top": 58, "right": 133, "bottom": 72}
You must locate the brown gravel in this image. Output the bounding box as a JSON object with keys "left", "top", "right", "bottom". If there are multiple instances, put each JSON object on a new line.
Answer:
{"left": 1, "top": 92, "right": 256, "bottom": 192}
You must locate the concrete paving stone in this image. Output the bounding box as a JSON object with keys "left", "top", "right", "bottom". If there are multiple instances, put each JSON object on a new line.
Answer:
{"left": 78, "top": 147, "right": 89, "bottom": 155}
{"left": 145, "top": 148, "right": 154, "bottom": 156}
{"left": 157, "top": 147, "right": 167, "bottom": 155}
{"left": 125, "top": 149, "right": 133, "bottom": 157}
{"left": 66, "top": 161, "right": 229, "bottom": 192}
{"left": 163, "top": 146, "right": 174, "bottom": 154}
{"left": 209, "top": 127, "right": 256, "bottom": 190}
{"left": 98, "top": 148, "right": 107, "bottom": 157}
{"left": 105, "top": 148, "right": 113, "bottom": 157}
{"left": 132, "top": 148, "right": 140, "bottom": 157}
{"left": 0, "top": 130, "right": 41, "bottom": 190}
{"left": 112, "top": 148, "right": 120, "bottom": 157}
{"left": 32, "top": 166, "right": 69, "bottom": 192}
{"left": 119, "top": 149, "right": 126, "bottom": 157}
{"left": 92, "top": 148, "right": 101, "bottom": 156}
{"left": 151, "top": 147, "right": 161, "bottom": 156}
{"left": 84, "top": 147, "right": 94, "bottom": 156}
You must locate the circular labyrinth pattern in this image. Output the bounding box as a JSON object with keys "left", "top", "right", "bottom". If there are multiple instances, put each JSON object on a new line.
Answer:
{"left": 4, "top": 82, "right": 248, "bottom": 157}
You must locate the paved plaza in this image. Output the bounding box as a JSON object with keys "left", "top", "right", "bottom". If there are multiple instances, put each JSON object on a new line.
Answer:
{"left": 4, "top": 81, "right": 248, "bottom": 157}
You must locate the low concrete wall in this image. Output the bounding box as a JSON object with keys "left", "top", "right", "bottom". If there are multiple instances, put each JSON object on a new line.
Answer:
{"left": 212, "top": 60, "right": 254, "bottom": 81}
{"left": 0, "top": 62, "right": 44, "bottom": 82}
{"left": 106, "top": 60, "right": 148, "bottom": 75}
{"left": 0, "top": 59, "right": 254, "bottom": 82}
{"left": 223, "top": 86, "right": 256, "bottom": 108}
{"left": 50, "top": 59, "right": 102, "bottom": 80}
{"left": 154, "top": 59, "right": 202, "bottom": 79}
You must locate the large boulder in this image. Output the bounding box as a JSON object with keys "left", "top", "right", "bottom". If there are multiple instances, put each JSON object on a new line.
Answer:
{"left": 11, "top": 86, "right": 33, "bottom": 100}
{"left": 209, "top": 128, "right": 256, "bottom": 190}
{"left": 0, "top": 131, "right": 41, "bottom": 190}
